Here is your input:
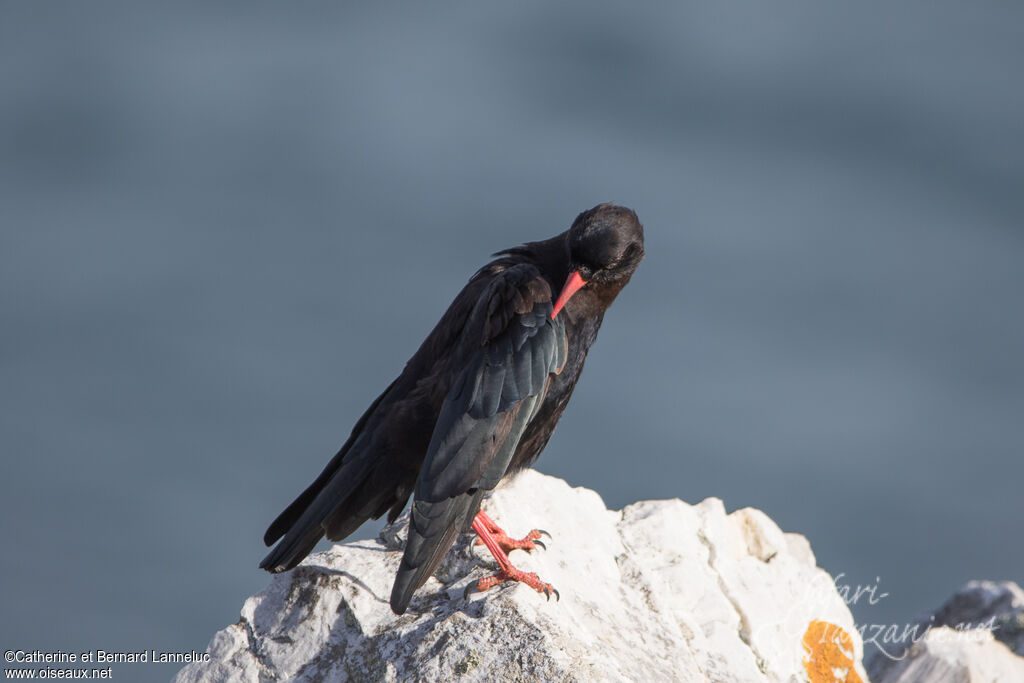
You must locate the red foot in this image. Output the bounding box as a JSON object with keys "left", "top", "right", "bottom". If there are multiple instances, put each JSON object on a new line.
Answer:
{"left": 474, "top": 527, "right": 548, "bottom": 553}
{"left": 467, "top": 510, "right": 559, "bottom": 602}
{"left": 472, "top": 509, "right": 549, "bottom": 553}
{"left": 474, "top": 567, "right": 559, "bottom": 600}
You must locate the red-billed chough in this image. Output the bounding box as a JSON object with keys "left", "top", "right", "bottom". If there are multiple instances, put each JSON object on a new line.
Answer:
{"left": 260, "top": 202, "right": 645, "bottom": 614}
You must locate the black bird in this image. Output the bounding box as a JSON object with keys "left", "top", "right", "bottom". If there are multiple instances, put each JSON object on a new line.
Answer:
{"left": 260, "top": 203, "right": 645, "bottom": 614}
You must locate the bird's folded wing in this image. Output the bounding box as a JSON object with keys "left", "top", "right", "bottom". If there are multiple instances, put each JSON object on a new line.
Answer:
{"left": 390, "top": 264, "right": 568, "bottom": 612}
{"left": 415, "top": 264, "right": 567, "bottom": 503}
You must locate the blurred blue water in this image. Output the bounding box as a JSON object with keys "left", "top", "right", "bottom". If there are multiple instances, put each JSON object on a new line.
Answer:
{"left": 2, "top": 2, "right": 1022, "bottom": 675}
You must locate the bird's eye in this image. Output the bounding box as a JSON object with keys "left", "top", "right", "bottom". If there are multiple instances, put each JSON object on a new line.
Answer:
{"left": 602, "top": 244, "right": 640, "bottom": 272}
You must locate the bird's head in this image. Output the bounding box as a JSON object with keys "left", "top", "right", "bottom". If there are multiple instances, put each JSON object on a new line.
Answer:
{"left": 552, "top": 203, "right": 645, "bottom": 318}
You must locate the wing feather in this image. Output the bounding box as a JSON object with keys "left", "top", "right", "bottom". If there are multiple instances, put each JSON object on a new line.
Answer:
{"left": 390, "top": 264, "right": 567, "bottom": 613}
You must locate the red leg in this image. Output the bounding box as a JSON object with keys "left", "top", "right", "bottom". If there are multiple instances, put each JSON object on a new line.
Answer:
{"left": 473, "top": 510, "right": 550, "bottom": 553}
{"left": 467, "top": 512, "right": 559, "bottom": 601}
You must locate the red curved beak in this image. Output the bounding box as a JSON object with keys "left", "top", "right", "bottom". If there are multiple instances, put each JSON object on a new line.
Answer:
{"left": 551, "top": 270, "right": 586, "bottom": 319}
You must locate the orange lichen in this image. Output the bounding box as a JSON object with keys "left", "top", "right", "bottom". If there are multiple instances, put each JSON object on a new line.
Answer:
{"left": 802, "top": 620, "right": 863, "bottom": 683}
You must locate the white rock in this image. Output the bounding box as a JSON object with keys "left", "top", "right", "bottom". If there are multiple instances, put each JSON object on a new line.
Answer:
{"left": 176, "top": 470, "right": 867, "bottom": 682}
{"left": 871, "top": 627, "right": 1024, "bottom": 683}
{"left": 869, "top": 580, "right": 1024, "bottom": 683}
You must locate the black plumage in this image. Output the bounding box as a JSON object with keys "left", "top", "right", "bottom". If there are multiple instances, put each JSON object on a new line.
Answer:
{"left": 260, "top": 203, "right": 644, "bottom": 614}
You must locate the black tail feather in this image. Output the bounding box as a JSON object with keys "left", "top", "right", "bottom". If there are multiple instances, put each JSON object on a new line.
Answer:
{"left": 389, "top": 492, "right": 481, "bottom": 614}
{"left": 259, "top": 435, "right": 377, "bottom": 573}
{"left": 259, "top": 524, "right": 324, "bottom": 574}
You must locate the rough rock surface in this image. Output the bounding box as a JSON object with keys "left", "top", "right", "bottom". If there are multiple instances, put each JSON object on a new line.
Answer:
{"left": 176, "top": 470, "right": 866, "bottom": 682}
{"left": 869, "top": 580, "right": 1024, "bottom": 683}
{"left": 926, "top": 580, "right": 1024, "bottom": 655}
{"left": 870, "top": 627, "right": 1024, "bottom": 683}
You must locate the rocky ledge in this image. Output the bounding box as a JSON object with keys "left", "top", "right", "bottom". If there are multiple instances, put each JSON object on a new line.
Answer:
{"left": 177, "top": 470, "right": 871, "bottom": 682}
{"left": 869, "top": 580, "right": 1024, "bottom": 683}
{"left": 177, "top": 471, "right": 1024, "bottom": 682}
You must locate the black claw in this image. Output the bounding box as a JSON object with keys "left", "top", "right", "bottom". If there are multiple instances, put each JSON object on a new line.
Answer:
{"left": 463, "top": 582, "right": 480, "bottom": 600}
{"left": 532, "top": 540, "right": 546, "bottom": 551}
{"left": 537, "top": 529, "right": 552, "bottom": 539}
{"left": 544, "top": 588, "right": 551, "bottom": 601}
{"left": 553, "top": 588, "right": 560, "bottom": 602}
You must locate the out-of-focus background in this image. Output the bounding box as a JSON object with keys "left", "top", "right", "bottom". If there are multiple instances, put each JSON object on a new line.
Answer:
{"left": 2, "top": 1, "right": 1022, "bottom": 677}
